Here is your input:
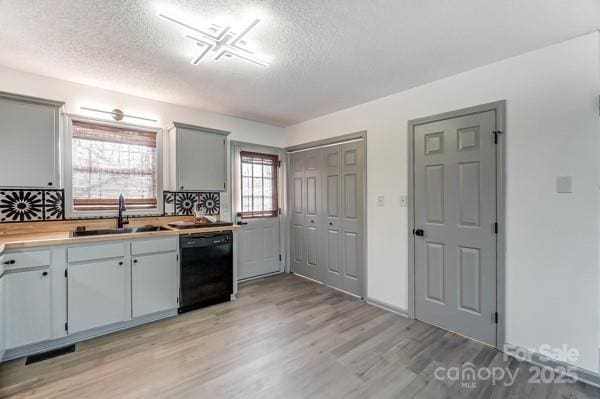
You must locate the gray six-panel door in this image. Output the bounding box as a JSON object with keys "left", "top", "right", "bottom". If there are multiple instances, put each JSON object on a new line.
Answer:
{"left": 414, "top": 111, "right": 497, "bottom": 345}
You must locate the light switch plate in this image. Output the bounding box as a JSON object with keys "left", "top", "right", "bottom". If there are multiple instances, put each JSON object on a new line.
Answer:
{"left": 377, "top": 195, "right": 385, "bottom": 207}
{"left": 556, "top": 176, "right": 572, "bottom": 193}
{"left": 400, "top": 195, "right": 408, "bottom": 207}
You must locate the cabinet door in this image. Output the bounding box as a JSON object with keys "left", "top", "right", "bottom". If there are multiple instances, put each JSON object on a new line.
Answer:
{"left": 0, "top": 273, "right": 5, "bottom": 359}
{"left": 0, "top": 95, "right": 60, "bottom": 188}
{"left": 132, "top": 252, "right": 178, "bottom": 318}
{"left": 68, "top": 259, "right": 130, "bottom": 334}
{"left": 177, "top": 127, "right": 227, "bottom": 191}
{"left": 5, "top": 269, "right": 52, "bottom": 349}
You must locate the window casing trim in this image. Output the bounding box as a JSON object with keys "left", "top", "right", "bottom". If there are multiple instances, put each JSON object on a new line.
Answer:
{"left": 63, "top": 114, "right": 164, "bottom": 219}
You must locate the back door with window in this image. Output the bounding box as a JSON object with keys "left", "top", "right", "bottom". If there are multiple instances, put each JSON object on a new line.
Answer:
{"left": 233, "top": 146, "right": 282, "bottom": 280}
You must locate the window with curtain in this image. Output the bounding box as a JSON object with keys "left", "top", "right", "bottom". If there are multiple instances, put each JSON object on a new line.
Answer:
{"left": 240, "top": 151, "right": 279, "bottom": 218}
{"left": 71, "top": 120, "right": 158, "bottom": 211}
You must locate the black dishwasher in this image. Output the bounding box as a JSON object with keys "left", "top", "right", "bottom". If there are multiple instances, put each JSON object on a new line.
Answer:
{"left": 179, "top": 232, "right": 233, "bottom": 313}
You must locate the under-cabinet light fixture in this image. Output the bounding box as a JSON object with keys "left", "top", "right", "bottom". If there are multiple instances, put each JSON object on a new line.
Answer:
{"left": 80, "top": 107, "right": 158, "bottom": 123}
{"left": 158, "top": 11, "right": 269, "bottom": 68}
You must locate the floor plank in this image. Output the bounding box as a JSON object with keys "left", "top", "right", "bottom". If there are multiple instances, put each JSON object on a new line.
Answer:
{"left": 0, "top": 274, "right": 597, "bottom": 398}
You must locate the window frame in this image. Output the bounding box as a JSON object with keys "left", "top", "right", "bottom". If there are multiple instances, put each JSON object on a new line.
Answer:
{"left": 63, "top": 114, "right": 164, "bottom": 219}
{"left": 239, "top": 150, "right": 279, "bottom": 219}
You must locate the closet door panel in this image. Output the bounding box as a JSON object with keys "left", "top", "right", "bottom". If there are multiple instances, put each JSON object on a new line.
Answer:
{"left": 302, "top": 148, "right": 323, "bottom": 281}
{"left": 322, "top": 145, "right": 343, "bottom": 289}
{"left": 290, "top": 152, "right": 308, "bottom": 276}
{"left": 341, "top": 141, "right": 364, "bottom": 296}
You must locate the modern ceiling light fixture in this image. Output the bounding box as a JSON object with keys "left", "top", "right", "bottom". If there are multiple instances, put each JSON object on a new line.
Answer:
{"left": 158, "top": 11, "right": 269, "bottom": 68}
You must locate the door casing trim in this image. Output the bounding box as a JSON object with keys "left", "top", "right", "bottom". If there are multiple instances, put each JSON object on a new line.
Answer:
{"left": 407, "top": 100, "right": 506, "bottom": 350}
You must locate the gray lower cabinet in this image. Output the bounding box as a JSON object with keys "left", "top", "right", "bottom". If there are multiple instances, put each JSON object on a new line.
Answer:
{"left": 5, "top": 268, "right": 52, "bottom": 348}
{"left": 0, "top": 265, "right": 5, "bottom": 361}
{"left": 0, "top": 92, "right": 63, "bottom": 188}
{"left": 132, "top": 251, "right": 178, "bottom": 318}
{"left": 68, "top": 258, "right": 130, "bottom": 334}
{"left": 169, "top": 122, "right": 230, "bottom": 191}
{"left": 1, "top": 237, "right": 179, "bottom": 360}
{"left": 67, "top": 238, "right": 178, "bottom": 334}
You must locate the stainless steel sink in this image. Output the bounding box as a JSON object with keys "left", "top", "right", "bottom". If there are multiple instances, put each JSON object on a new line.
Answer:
{"left": 71, "top": 225, "right": 169, "bottom": 237}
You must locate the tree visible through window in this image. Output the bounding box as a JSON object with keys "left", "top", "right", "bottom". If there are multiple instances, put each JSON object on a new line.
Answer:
{"left": 240, "top": 151, "right": 278, "bottom": 218}
{"left": 71, "top": 121, "right": 158, "bottom": 211}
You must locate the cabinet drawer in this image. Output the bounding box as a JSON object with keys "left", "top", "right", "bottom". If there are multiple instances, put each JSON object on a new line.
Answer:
{"left": 3, "top": 249, "right": 51, "bottom": 270}
{"left": 131, "top": 237, "right": 177, "bottom": 255}
{"left": 68, "top": 242, "right": 126, "bottom": 263}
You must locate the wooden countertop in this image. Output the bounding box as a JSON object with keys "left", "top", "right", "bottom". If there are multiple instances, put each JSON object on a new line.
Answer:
{"left": 0, "top": 224, "right": 240, "bottom": 251}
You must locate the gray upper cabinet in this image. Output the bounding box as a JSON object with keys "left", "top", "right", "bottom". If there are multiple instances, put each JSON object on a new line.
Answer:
{"left": 0, "top": 92, "right": 63, "bottom": 188}
{"left": 169, "top": 122, "right": 229, "bottom": 191}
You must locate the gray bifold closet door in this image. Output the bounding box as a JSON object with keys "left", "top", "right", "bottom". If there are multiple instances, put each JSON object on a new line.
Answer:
{"left": 290, "top": 141, "right": 364, "bottom": 296}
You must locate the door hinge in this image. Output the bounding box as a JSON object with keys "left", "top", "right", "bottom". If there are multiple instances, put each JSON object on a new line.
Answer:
{"left": 278, "top": 208, "right": 282, "bottom": 215}
{"left": 493, "top": 130, "right": 503, "bottom": 144}
{"left": 64, "top": 269, "right": 68, "bottom": 278}
{"left": 279, "top": 254, "right": 282, "bottom": 262}
{"left": 493, "top": 222, "right": 498, "bottom": 234}
{"left": 494, "top": 312, "right": 498, "bottom": 324}
{"left": 277, "top": 160, "right": 282, "bottom": 168}
{"left": 64, "top": 322, "right": 68, "bottom": 331}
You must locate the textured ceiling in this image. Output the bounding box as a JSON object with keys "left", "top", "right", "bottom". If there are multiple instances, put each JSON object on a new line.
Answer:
{"left": 0, "top": 0, "right": 599, "bottom": 127}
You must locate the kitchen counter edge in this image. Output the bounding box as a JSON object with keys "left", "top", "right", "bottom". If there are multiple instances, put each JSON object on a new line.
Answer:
{"left": 0, "top": 225, "right": 240, "bottom": 251}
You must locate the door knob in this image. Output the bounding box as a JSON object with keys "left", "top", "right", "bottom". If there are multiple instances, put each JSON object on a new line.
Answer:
{"left": 237, "top": 221, "right": 248, "bottom": 226}
{"left": 414, "top": 229, "right": 424, "bottom": 237}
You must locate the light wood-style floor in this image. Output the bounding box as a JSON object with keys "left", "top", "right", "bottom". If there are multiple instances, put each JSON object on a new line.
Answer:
{"left": 0, "top": 274, "right": 598, "bottom": 398}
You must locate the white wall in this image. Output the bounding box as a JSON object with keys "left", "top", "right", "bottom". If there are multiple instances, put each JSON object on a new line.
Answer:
{"left": 0, "top": 65, "right": 285, "bottom": 219}
{"left": 285, "top": 32, "right": 600, "bottom": 372}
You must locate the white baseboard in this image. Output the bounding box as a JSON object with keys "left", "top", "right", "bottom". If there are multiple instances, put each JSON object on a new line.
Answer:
{"left": 292, "top": 272, "right": 362, "bottom": 299}
{"left": 238, "top": 270, "right": 284, "bottom": 283}
{"left": 366, "top": 297, "right": 409, "bottom": 318}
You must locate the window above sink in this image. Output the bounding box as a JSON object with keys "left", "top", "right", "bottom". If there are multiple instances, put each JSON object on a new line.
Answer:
{"left": 63, "top": 115, "right": 164, "bottom": 219}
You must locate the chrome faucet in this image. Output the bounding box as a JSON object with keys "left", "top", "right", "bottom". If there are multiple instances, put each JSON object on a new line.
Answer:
{"left": 118, "top": 194, "right": 129, "bottom": 229}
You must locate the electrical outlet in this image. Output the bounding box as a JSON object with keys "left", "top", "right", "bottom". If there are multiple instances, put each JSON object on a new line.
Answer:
{"left": 556, "top": 176, "right": 572, "bottom": 193}
{"left": 377, "top": 195, "right": 385, "bottom": 207}
{"left": 400, "top": 195, "right": 408, "bottom": 207}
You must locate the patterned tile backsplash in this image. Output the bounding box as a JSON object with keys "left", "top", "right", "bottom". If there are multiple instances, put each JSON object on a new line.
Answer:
{"left": 164, "top": 191, "right": 220, "bottom": 216}
{"left": 0, "top": 189, "right": 220, "bottom": 223}
{"left": 0, "top": 189, "right": 64, "bottom": 222}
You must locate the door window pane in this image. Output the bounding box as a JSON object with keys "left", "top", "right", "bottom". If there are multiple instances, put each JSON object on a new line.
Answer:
{"left": 240, "top": 151, "right": 279, "bottom": 218}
